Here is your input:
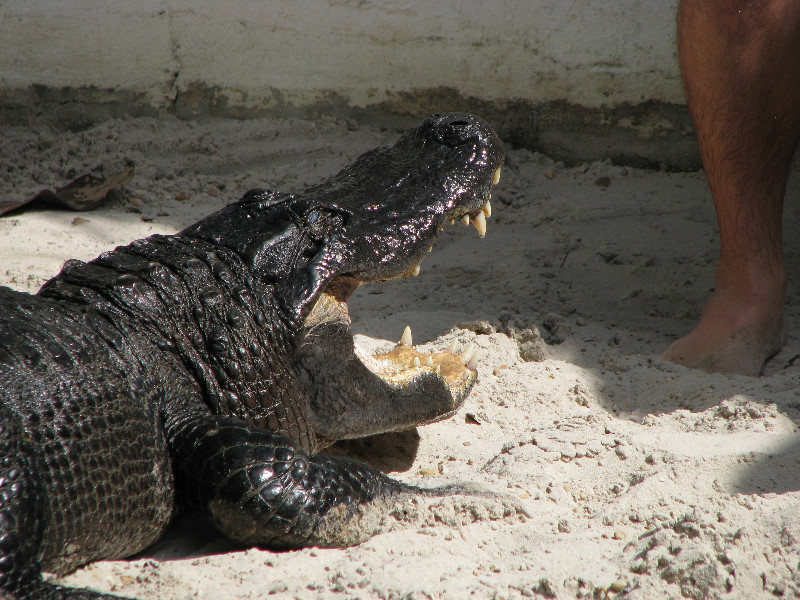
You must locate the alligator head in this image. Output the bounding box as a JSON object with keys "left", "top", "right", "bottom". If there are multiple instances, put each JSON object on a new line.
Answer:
{"left": 185, "top": 113, "right": 504, "bottom": 447}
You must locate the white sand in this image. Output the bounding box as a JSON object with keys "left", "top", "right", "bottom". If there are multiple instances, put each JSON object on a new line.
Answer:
{"left": 2, "top": 116, "right": 799, "bottom": 599}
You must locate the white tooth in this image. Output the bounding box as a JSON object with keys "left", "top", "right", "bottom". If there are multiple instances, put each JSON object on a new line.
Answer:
{"left": 411, "top": 264, "right": 421, "bottom": 276}
{"left": 482, "top": 201, "right": 492, "bottom": 218}
{"left": 425, "top": 355, "right": 434, "bottom": 367}
{"left": 493, "top": 165, "right": 502, "bottom": 185}
{"left": 461, "top": 343, "right": 477, "bottom": 364}
{"left": 473, "top": 212, "right": 487, "bottom": 238}
{"left": 435, "top": 364, "right": 441, "bottom": 375}
{"left": 450, "top": 219, "right": 455, "bottom": 226}
{"left": 412, "top": 357, "right": 421, "bottom": 368}
{"left": 466, "top": 351, "right": 480, "bottom": 371}
{"left": 462, "top": 215, "right": 470, "bottom": 226}
{"left": 448, "top": 340, "right": 459, "bottom": 354}
{"left": 399, "top": 326, "right": 413, "bottom": 346}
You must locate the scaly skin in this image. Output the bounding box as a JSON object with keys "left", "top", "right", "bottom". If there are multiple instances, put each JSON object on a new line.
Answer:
{"left": 0, "top": 113, "right": 504, "bottom": 599}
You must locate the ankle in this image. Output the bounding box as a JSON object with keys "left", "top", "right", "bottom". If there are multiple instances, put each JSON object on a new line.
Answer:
{"left": 713, "top": 260, "right": 786, "bottom": 302}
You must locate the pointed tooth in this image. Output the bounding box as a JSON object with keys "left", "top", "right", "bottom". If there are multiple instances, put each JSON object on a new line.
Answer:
{"left": 461, "top": 343, "right": 477, "bottom": 364}
{"left": 493, "top": 165, "right": 502, "bottom": 184}
{"left": 399, "top": 326, "right": 413, "bottom": 346}
{"left": 466, "top": 351, "right": 480, "bottom": 371}
{"left": 450, "top": 219, "right": 455, "bottom": 226}
{"left": 448, "top": 340, "right": 459, "bottom": 354}
{"left": 411, "top": 264, "right": 421, "bottom": 276}
{"left": 412, "top": 357, "right": 421, "bottom": 368}
{"left": 435, "top": 364, "right": 441, "bottom": 375}
{"left": 425, "top": 355, "right": 434, "bottom": 367}
{"left": 473, "top": 212, "right": 487, "bottom": 238}
{"left": 462, "top": 215, "right": 470, "bottom": 226}
{"left": 482, "top": 200, "right": 492, "bottom": 218}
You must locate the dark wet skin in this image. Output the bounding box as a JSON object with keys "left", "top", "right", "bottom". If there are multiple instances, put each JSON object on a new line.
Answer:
{"left": 0, "top": 113, "right": 504, "bottom": 599}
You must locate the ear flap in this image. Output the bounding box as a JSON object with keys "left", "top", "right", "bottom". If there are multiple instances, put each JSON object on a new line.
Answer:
{"left": 266, "top": 201, "right": 351, "bottom": 331}
{"left": 276, "top": 238, "right": 343, "bottom": 331}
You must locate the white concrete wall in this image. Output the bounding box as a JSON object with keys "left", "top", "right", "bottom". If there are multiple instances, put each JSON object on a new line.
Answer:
{"left": 0, "top": 0, "right": 683, "bottom": 111}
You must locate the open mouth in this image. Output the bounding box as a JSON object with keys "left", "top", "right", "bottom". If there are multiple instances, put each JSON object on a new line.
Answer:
{"left": 443, "top": 163, "right": 501, "bottom": 241}
{"left": 302, "top": 164, "right": 502, "bottom": 410}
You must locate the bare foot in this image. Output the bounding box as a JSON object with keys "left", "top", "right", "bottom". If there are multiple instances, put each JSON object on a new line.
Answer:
{"left": 662, "top": 280, "right": 786, "bottom": 377}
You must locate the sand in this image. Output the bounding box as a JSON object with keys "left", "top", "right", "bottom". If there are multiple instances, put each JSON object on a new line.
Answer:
{"left": 1, "top": 115, "right": 799, "bottom": 599}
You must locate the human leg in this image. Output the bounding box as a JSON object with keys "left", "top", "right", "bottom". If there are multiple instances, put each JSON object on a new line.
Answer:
{"left": 663, "top": 0, "right": 800, "bottom": 376}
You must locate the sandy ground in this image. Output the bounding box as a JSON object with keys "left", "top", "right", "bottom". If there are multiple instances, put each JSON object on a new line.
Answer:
{"left": 2, "top": 115, "right": 800, "bottom": 600}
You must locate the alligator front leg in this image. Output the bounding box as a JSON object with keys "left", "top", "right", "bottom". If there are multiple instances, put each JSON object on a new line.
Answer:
{"left": 167, "top": 413, "right": 418, "bottom": 549}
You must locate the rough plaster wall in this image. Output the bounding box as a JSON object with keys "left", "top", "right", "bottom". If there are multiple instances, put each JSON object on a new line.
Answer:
{"left": 0, "top": 0, "right": 682, "bottom": 111}
{"left": 1, "top": 1, "right": 177, "bottom": 103}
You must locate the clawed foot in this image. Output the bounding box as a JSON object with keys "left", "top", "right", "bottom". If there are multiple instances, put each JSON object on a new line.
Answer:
{"left": 391, "top": 483, "right": 531, "bottom": 528}
{"left": 312, "top": 482, "right": 529, "bottom": 548}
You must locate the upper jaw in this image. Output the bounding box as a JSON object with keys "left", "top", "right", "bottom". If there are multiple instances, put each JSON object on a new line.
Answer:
{"left": 370, "top": 161, "right": 502, "bottom": 281}
{"left": 444, "top": 164, "right": 501, "bottom": 239}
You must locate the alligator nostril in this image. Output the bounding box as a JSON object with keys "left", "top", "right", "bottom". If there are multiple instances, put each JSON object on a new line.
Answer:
{"left": 432, "top": 114, "right": 480, "bottom": 147}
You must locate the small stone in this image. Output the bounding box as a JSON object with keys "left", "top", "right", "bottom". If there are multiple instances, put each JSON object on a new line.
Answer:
{"left": 595, "top": 176, "right": 611, "bottom": 188}
{"left": 456, "top": 320, "right": 496, "bottom": 335}
{"left": 519, "top": 339, "right": 546, "bottom": 362}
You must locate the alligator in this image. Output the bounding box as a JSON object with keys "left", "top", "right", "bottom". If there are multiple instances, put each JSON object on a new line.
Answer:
{"left": 0, "top": 113, "right": 504, "bottom": 599}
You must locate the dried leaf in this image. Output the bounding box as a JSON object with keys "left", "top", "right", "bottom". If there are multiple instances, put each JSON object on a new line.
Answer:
{"left": 0, "top": 163, "right": 135, "bottom": 216}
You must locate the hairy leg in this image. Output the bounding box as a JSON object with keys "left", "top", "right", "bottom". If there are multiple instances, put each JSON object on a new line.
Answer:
{"left": 663, "top": 0, "right": 800, "bottom": 376}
